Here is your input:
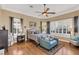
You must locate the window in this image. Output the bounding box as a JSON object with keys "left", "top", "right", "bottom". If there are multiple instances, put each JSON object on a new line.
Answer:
{"left": 13, "top": 18, "right": 23, "bottom": 35}
{"left": 50, "top": 18, "right": 73, "bottom": 35}
{"left": 10, "top": 17, "right": 23, "bottom": 36}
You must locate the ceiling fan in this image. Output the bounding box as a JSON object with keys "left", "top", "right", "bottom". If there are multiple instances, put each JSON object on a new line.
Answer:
{"left": 36, "top": 4, "right": 56, "bottom": 17}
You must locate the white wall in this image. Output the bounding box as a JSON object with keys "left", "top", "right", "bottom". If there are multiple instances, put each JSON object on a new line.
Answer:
{"left": 0, "top": 9, "right": 41, "bottom": 41}
{"left": 0, "top": 7, "right": 2, "bottom": 29}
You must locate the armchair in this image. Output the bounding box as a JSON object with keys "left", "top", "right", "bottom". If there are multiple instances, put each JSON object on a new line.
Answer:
{"left": 70, "top": 35, "right": 79, "bottom": 46}
{"left": 39, "top": 35, "right": 59, "bottom": 50}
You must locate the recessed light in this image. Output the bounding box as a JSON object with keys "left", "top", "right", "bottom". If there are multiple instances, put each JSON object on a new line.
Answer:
{"left": 29, "top": 5, "right": 33, "bottom": 8}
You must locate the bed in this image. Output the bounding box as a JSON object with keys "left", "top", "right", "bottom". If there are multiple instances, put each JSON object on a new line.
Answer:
{"left": 27, "top": 28, "right": 48, "bottom": 44}
{"left": 27, "top": 28, "right": 59, "bottom": 50}
{"left": 27, "top": 32, "right": 42, "bottom": 44}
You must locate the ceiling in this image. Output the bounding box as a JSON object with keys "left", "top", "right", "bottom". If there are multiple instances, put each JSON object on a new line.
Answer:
{"left": 1, "top": 4, "right": 79, "bottom": 19}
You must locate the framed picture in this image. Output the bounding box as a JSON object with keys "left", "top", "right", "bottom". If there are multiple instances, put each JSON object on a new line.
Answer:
{"left": 29, "top": 21, "right": 36, "bottom": 28}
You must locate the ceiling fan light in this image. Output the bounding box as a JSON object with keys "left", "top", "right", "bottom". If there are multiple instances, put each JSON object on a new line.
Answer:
{"left": 43, "top": 13, "right": 47, "bottom": 16}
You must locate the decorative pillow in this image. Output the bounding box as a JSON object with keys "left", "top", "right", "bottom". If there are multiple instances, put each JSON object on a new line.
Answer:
{"left": 41, "top": 36, "right": 45, "bottom": 40}
{"left": 71, "top": 35, "right": 79, "bottom": 41}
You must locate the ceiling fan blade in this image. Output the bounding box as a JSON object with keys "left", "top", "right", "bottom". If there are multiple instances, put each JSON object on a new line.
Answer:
{"left": 45, "top": 8, "right": 49, "bottom": 12}
{"left": 47, "top": 12, "right": 56, "bottom": 14}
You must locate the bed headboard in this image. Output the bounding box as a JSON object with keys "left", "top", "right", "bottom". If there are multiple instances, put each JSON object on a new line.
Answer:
{"left": 27, "top": 28, "right": 39, "bottom": 35}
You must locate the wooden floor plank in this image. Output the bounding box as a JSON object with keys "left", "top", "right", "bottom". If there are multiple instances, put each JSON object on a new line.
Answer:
{"left": 5, "top": 40, "right": 79, "bottom": 55}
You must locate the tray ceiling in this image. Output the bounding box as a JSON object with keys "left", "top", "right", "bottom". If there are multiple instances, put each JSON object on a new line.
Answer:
{"left": 1, "top": 4, "right": 79, "bottom": 19}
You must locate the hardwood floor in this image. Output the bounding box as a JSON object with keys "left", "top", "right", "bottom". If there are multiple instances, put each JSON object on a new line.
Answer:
{"left": 5, "top": 40, "right": 79, "bottom": 55}
{"left": 55, "top": 42, "right": 79, "bottom": 55}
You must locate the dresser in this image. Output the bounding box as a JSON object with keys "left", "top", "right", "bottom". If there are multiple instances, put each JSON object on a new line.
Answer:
{"left": 0, "top": 30, "right": 8, "bottom": 54}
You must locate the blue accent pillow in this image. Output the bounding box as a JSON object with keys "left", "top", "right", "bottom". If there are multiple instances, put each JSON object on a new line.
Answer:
{"left": 71, "top": 35, "right": 79, "bottom": 41}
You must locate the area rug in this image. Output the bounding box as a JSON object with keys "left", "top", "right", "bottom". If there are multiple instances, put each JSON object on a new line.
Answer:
{"left": 38, "top": 41, "right": 64, "bottom": 55}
